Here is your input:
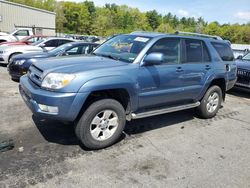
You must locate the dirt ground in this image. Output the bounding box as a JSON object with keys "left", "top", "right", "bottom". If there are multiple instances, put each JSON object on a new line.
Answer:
{"left": 0, "top": 65, "right": 249, "bottom": 188}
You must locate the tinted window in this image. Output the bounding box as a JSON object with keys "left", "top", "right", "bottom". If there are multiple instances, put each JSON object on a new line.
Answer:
{"left": 185, "top": 39, "right": 202, "bottom": 62}
{"left": 212, "top": 42, "right": 234, "bottom": 61}
{"left": 58, "top": 39, "right": 72, "bottom": 46}
{"left": 65, "top": 46, "right": 88, "bottom": 55}
{"left": 203, "top": 43, "right": 211, "bottom": 62}
{"left": 44, "top": 40, "right": 58, "bottom": 47}
{"left": 184, "top": 39, "right": 211, "bottom": 63}
{"left": 148, "top": 38, "right": 181, "bottom": 64}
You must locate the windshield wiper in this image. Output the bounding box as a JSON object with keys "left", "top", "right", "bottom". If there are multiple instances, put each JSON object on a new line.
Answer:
{"left": 93, "top": 52, "right": 120, "bottom": 61}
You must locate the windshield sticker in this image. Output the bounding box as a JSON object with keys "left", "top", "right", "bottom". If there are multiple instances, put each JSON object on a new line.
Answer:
{"left": 134, "top": 37, "right": 149, "bottom": 43}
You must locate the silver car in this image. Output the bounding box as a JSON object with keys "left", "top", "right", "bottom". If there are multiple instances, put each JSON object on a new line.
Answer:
{"left": 0, "top": 37, "right": 74, "bottom": 64}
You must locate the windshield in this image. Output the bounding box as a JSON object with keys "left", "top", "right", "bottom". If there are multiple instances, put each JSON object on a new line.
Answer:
{"left": 48, "top": 43, "right": 72, "bottom": 55}
{"left": 93, "top": 35, "right": 151, "bottom": 63}
{"left": 32, "top": 38, "right": 46, "bottom": 46}
{"left": 242, "top": 53, "right": 250, "bottom": 61}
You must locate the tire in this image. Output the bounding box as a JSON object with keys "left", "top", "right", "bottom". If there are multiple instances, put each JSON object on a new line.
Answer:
{"left": 196, "top": 85, "right": 222, "bottom": 119}
{"left": 75, "top": 99, "right": 126, "bottom": 149}
{"left": 8, "top": 53, "right": 22, "bottom": 64}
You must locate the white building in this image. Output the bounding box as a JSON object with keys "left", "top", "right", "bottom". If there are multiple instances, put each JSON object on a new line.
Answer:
{"left": 231, "top": 44, "right": 250, "bottom": 58}
{"left": 0, "top": 0, "right": 56, "bottom": 35}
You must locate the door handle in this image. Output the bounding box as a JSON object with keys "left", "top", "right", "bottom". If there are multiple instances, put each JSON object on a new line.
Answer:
{"left": 205, "top": 65, "right": 211, "bottom": 70}
{"left": 176, "top": 67, "right": 183, "bottom": 72}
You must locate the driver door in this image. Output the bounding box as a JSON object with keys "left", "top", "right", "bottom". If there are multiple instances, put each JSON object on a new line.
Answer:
{"left": 137, "top": 38, "right": 187, "bottom": 109}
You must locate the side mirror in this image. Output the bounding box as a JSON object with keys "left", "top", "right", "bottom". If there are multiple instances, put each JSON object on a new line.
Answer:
{"left": 237, "top": 55, "right": 243, "bottom": 60}
{"left": 143, "top": 53, "right": 164, "bottom": 66}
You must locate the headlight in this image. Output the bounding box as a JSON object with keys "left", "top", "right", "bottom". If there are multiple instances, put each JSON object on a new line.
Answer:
{"left": 15, "top": 59, "right": 26, "bottom": 65}
{"left": 41, "top": 73, "right": 75, "bottom": 89}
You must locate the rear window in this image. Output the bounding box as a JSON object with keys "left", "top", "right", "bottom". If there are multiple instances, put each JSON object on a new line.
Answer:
{"left": 211, "top": 42, "right": 234, "bottom": 61}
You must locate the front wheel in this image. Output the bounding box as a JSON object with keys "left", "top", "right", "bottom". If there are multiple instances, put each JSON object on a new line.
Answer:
{"left": 197, "top": 85, "right": 223, "bottom": 119}
{"left": 75, "top": 99, "right": 126, "bottom": 149}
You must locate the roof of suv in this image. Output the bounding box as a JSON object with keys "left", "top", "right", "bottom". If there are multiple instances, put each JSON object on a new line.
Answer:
{"left": 130, "top": 31, "right": 229, "bottom": 44}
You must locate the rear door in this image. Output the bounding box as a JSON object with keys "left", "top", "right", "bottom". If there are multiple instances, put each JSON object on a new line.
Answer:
{"left": 179, "top": 38, "right": 213, "bottom": 100}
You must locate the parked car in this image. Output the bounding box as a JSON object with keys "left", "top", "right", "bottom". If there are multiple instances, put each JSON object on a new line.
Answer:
{"left": 0, "top": 35, "right": 47, "bottom": 47}
{"left": 8, "top": 42, "right": 99, "bottom": 80}
{"left": 19, "top": 32, "right": 237, "bottom": 149}
{"left": 235, "top": 52, "right": 250, "bottom": 91}
{"left": 0, "top": 37, "right": 74, "bottom": 65}
{"left": 0, "top": 28, "right": 35, "bottom": 43}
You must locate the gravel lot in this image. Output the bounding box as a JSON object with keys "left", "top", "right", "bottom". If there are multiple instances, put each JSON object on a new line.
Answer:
{"left": 0, "top": 65, "right": 250, "bottom": 188}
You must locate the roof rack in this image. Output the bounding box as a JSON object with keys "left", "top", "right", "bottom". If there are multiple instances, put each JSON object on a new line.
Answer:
{"left": 175, "top": 31, "right": 223, "bottom": 40}
{"left": 131, "top": 31, "right": 164, "bottom": 35}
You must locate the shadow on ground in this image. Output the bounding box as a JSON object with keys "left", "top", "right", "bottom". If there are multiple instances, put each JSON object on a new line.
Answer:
{"left": 227, "top": 88, "right": 250, "bottom": 99}
{"left": 33, "top": 109, "right": 195, "bottom": 147}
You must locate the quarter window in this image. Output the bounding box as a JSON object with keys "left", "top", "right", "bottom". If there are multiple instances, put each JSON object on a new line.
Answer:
{"left": 211, "top": 42, "right": 234, "bottom": 61}
{"left": 148, "top": 38, "right": 181, "bottom": 64}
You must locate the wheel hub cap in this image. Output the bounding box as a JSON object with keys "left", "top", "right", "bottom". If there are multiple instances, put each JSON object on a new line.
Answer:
{"left": 206, "top": 92, "right": 219, "bottom": 113}
{"left": 90, "top": 110, "right": 119, "bottom": 141}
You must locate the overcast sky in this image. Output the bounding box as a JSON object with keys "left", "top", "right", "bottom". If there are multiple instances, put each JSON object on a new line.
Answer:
{"left": 69, "top": 0, "right": 250, "bottom": 24}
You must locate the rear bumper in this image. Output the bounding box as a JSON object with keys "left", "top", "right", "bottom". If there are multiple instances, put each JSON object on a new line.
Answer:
{"left": 19, "top": 75, "right": 90, "bottom": 121}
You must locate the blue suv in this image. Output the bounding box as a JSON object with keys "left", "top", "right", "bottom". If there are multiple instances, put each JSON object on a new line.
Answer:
{"left": 19, "top": 31, "right": 237, "bottom": 149}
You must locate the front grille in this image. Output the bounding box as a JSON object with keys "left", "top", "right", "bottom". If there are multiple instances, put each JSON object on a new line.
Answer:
{"left": 237, "top": 68, "right": 250, "bottom": 86}
{"left": 237, "top": 69, "right": 250, "bottom": 78}
{"left": 28, "top": 65, "right": 43, "bottom": 86}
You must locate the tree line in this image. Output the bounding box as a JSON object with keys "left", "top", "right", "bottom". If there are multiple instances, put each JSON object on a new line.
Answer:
{"left": 10, "top": 0, "right": 250, "bottom": 44}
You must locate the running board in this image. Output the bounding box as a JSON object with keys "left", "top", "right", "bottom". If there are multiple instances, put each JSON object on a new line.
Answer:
{"left": 130, "top": 102, "right": 200, "bottom": 120}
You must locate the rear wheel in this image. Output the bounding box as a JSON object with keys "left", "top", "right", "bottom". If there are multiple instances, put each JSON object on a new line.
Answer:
{"left": 197, "top": 85, "right": 222, "bottom": 119}
{"left": 75, "top": 99, "right": 126, "bottom": 149}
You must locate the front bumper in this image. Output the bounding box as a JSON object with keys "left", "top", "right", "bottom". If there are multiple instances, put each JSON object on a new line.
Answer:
{"left": 19, "top": 75, "right": 90, "bottom": 121}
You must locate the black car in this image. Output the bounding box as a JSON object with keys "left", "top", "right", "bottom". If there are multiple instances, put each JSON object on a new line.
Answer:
{"left": 8, "top": 42, "right": 99, "bottom": 80}
{"left": 235, "top": 52, "right": 250, "bottom": 91}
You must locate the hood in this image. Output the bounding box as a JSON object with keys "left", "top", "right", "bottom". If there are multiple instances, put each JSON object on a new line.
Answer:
{"left": 236, "top": 60, "right": 250, "bottom": 71}
{"left": 14, "top": 52, "right": 50, "bottom": 60}
{"left": 33, "top": 55, "right": 128, "bottom": 74}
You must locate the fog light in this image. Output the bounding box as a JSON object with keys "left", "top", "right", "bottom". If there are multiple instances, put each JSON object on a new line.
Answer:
{"left": 38, "top": 104, "right": 58, "bottom": 114}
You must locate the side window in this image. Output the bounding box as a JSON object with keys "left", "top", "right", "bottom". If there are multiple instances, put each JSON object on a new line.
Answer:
{"left": 148, "top": 38, "right": 181, "bottom": 64}
{"left": 58, "top": 40, "right": 71, "bottom": 46}
{"left": 80, "top": 45, "right": 90, "bottom": 54}
{"left": 184, "top": 39, "right": 211, "bottom": 63}
{"left": 211, "top": 42, "right": 234, "bottom": 61}
{"left": 14, "top": 30, "right": 29, "bottom": 36}
{"left": 44, "top": 40, "right": 58, "bottom": 47}
{"left": 203, "top": 43, "right": 211, "bottom": 62}
{"left": 66, "top": 46, "right": 80, "bottom": 55}
{"left": 185, "top": 39, "right": 202, "bottom": 63}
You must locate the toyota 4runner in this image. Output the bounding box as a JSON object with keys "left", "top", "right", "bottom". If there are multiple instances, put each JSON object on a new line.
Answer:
{"left": 19, "top": 31, "right": 237, "bottom": 149}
